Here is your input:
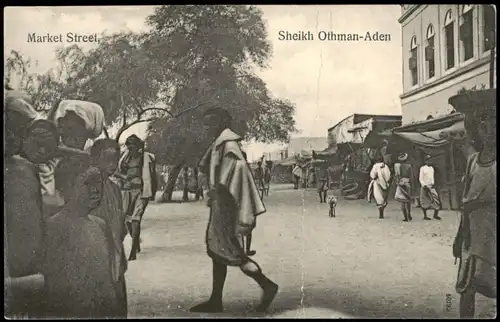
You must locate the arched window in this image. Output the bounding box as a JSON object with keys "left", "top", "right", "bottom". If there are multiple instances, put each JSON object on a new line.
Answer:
{"left": 409, "top": 36, "right": 418, "bottom": 86}
{"left": 425, "top": 24, "right": 436, "bottom": 79}
{"left": 444, "top": 10, "right": 456, "bottom": 70}
{"left": 483, "top": 5, "right": 496, "bottom": 52}
{"left": 460, "top": 5, "right": 474, "bottom": 61}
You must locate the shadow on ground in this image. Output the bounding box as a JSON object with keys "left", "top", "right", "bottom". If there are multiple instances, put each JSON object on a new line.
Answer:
{"left": 128, "top": 286, "right": 454, "bottom": 318}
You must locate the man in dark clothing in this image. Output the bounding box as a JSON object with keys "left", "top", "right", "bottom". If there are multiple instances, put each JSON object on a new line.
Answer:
{"left": 190, "top": 108, "right": 278, "bottom": 313}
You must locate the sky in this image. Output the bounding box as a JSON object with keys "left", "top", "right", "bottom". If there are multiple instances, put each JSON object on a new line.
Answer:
{"left": 4, "top": 5, "right": 403, "bottom": 161}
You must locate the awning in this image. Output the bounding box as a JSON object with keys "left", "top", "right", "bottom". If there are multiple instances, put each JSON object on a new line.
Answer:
{"left": 384, "top": 113, "right": 467, "bottom": 152}
{"left": 312, "top": 146, "right": 338, "bottom": 160}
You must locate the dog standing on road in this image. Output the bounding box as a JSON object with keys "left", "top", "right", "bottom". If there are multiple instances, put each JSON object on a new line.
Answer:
{"left": 327, "top": 194, "right": 338, "bottom": 218}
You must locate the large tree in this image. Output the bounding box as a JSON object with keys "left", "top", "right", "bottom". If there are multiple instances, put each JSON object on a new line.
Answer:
{"left": 144, "top": 5, "right": 297, "bottom": 201}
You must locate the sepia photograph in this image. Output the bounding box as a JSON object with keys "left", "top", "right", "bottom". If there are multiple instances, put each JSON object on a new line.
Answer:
{"left": 3, "top": 4, "right": 497, "bottom": 319}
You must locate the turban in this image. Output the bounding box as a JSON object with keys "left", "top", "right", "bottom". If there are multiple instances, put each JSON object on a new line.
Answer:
{"left": 4, "top": 93, "right": 39, "bottom": 126}
{"left": 52, "top": 100, "right": 105, "bottom": 138}
{"left": 4, "top": 89, "right": 34, "bottom": 106}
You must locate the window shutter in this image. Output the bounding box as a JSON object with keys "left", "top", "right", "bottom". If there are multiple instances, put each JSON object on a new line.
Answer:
{"left": 409, "top": 57, "right": 417, "bottom": 69}
{"left": 425, "top": 46, "right": 434, "bottom": 61}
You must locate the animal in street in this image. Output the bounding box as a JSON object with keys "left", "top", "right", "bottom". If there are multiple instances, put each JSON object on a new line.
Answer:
{"left": 327, "top": 194, "right": 338, "bottom": 218}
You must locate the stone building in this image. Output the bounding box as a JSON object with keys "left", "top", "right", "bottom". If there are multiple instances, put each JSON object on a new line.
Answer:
{"left": 399, "top": 4, "right": 496, "bottom": 124}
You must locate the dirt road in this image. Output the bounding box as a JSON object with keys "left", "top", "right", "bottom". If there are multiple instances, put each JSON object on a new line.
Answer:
{"left": 125, "top": 186, "right": 496, "bottom": 318}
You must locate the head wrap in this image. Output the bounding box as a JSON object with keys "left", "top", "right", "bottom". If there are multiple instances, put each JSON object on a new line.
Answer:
{"left": 4, "top": 94, "right": 39, "bottom": 120}
{"left": 448, "top": 89, "right": 496, "bottom": 131}
{"left": 52, "top": 100, "right": 105, "bottom": 138}
{"left": 4, "top": 94, "right": 40, "bottom": 131}
{"left": 4, "top": 89, "right": 34, "bottom": 106}
{"left": 398, "top": 153, "right": 408, "bottom": 162}
{"left": 125, "top": 134, "right": 143, "bottom": 147}
{"left": 91, "top": 138, "right": 120, "bottom": 157}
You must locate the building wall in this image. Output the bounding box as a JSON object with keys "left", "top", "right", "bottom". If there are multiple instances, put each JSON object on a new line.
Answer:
{"left": 401, "top": 63, "right": 490, "bottom": 122}
{"left": 400, "top": 5, "right": 496, "bottom": 124}
{"left": 328, "top": 115, "right": 356, "bottom": 146}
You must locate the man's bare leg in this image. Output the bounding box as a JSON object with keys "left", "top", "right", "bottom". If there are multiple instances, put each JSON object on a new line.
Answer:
{"left": 246, "top": 234, "right": 256, "bottom": 256}
{"left": 128, "top": 221, "right": 140, "bottom": 261}
{"left": 190, "top": 259, "right": 226, "bottom": 313}
{"left": 240, "top": 259, "right": 278, "bottom": 312}
{"left": 459, "top": 288, "right": 475, "bottom": 318}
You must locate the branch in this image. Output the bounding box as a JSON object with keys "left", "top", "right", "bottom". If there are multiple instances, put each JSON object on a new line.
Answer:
{"left": 172, "top": 101, "right": 208, "bottom": 118}
{"left": 116, "top": 118, "right": 156, "bottom": 143}
{"left": 138, "top": 107, "right": 175, "bottom": 119}
{"left": 121, "top": 94, "right": 127, "bottom": 129}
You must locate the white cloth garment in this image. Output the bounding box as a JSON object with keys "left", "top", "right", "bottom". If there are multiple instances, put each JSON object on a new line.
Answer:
{"left": 419, "top": 165, "right": 435, "bottom": 187}
{"left": 52, "top": 100, "right": 105, "bottom": 139}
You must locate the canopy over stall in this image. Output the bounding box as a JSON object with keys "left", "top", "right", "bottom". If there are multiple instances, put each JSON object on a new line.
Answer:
{"left": 383, "top": 113, "right": 467, "bottom": 155}
{"left": 312, "top": 145, "right": 337, "bottom": 160}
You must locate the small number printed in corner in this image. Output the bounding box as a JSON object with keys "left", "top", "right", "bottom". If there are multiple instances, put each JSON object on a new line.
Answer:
{"left": 445, "top": 293, "right": 453, "bottom": 312}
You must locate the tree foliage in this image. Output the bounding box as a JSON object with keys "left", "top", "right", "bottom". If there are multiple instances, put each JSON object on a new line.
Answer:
{"left": 4, "top": 5, "right": 298, "bottom": 161}
{"left": 145, "top": 5, "right": 297, "bottom": 165}
{"left": 4, "top": 50, "right": 66, "bottom": 114}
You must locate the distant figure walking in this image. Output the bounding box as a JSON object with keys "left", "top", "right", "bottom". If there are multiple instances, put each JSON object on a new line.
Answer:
{"left": 292, "top": 164, "right": 302, "bottom": 189}
{"left": 394, "top": 153, "right": 413, "bottom": 222}
{"left": 263, "top": 162, "right": 272, "bottom": 196}
{"left": 254, "top": 161, "right": 265, "bottom": 199}
{"left": 367, "top": 156, "right": 391, "bottom": 219}
{"left": 418, "top": 155, "right": 442, "bottom": 220}
{"left": 317, "top": 164, "right": 330, "bottom": 203}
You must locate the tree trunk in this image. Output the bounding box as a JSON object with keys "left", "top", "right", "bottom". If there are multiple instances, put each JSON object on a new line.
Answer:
{"left": 160, "top": 163, "right": 183, "bottom": 203}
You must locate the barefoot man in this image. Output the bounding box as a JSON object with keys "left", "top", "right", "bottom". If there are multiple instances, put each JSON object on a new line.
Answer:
{"left": 190, "top": 107, "right": 278, "bottom": 313}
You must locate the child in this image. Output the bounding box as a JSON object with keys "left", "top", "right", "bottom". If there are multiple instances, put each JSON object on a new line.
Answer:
{"left": 45, "top": 139, "right": 127, "bottom": 318}
{"left": 450, "top": 89, "right": 496, "bottom": 318}
{"left": 326, "top": 193, "right": 338, "bottom": 218}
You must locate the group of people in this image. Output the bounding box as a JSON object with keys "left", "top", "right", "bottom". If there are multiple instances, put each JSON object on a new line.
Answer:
{"left": 4, "top": 87, "right": 494, "bottom": 318}
{"left": 291, "top": 162, "right": 333, "bottom": 204}
{"left": 4, "top": 93, "right": 157, "bottom": 318}
{"left": 368, "top": 89, "right": 496, "bottom": 318}
{"left": 368, "top": 152, "right": 443, "bottom": 221}
{"left": 4, "top": 90, "right": 278, "bottom": 317}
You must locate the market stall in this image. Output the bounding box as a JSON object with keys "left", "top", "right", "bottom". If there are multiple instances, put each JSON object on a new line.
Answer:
{"left": 382, "top": 112, "right": 471, "bottom": 210}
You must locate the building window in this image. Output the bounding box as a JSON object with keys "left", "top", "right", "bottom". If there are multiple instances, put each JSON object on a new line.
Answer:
{"left": 460, "top": 5, "right": 474, "bottom": 62}
{"left": 444, "top": 10, "right": 455, "bottom": 70}
{"left": 483, "top": 5, "right": 496, "bottom": 52}
{"left": 425, "top": 24, "right": 435, "bottom": 79}
{"left": 409, "top": 36, "right": 418, "bottom": 86}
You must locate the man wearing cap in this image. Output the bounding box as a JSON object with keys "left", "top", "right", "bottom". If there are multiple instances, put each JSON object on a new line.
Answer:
{"left": 418, "top": 155, "right": 442, "bottom": 220}
{"left": 191, "top": 107, "right": 278, "bottom": 313}
{"left": 116, "top": 134, "right": 157, "bottom": 261}
{"left": 394, "top": 153, "right": 414, "bottom": 222}
{"left": 449, "top": 89, "right": 496, "bottom": 318}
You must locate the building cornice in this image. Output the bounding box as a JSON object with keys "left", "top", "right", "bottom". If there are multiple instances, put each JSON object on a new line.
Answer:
{"left": 398, "top": 5, "right": 422, "bottom": 24}
{"left": 400, "top": 55, "right": 492, "bottom": 100}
